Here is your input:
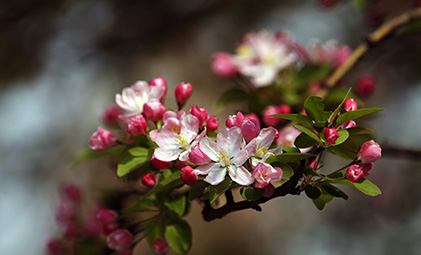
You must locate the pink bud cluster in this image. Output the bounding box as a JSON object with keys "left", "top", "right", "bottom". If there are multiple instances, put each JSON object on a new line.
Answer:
{"left": 262, "top": 104, "right": 291, "bottom": 127}
{"left": 345, "top": 140, "right": 381, "bottom": 182}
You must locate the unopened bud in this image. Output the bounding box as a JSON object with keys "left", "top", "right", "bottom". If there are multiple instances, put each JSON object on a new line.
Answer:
{"left": 151, "top": 154, "right": 172, "bottom": 170}
{"left": 210, "top": 52, "right": 237, "bottom": 78}
{"left": 102, "top": 103, "right": 123, "bottom": 127}
{"left": 189, "top": 145, "right": 210, "bottom": 166}
{"left": 355, "top": 75, "right": 376, "bottom": 98}
{"left": 206, "top": 115, "right": 219, "bottom": 133}
{"left": 96, "top": 209, "right": 118, "bottom": 226}
{"left": 346, "top": 164, "right": 364, "bottom": 183}
{"left": 175, "top": 82, "right": 193, "bottom": 108}
{"left": 89, "top": 127, "right": 117, "bottom": 151}
{"left": 142, "top": 173, "right": 156, "bottom": 188}
{"left": 226, "top": 112, "right": 244, "bottom": 128}
{"left": 324, "top": 128, "right": 339, "bottom": 145}
{"left": 190, "top": 105, "right": 208, "bottom": 127}
{"left": 148, "top": 77, "right": 167, "bottom": 102}
{"left": 357, "top": 140, "right": 381, "bottom": 164}
{"left": 262, "top": 105, "right": 282, "bottom": 127}
{"left": 143, "top": 101, "right": 166, "bottom": 121}
{"left": 180, "top": 166, "right": 198, "bottom": 186}
{"left": 154, "top": 238, "right": 169, "bottom": 255}
{"left": 107, "top": 229, "right": 133, "bottom": 253}
{"left": 344, "top": 98, "right": 358, "bottom": 112}
{"left": 340, "top": 120, "right": 356, "bottom": 129}
{"left": 127, "top": 115, "right": 147, "bottom": 136}
{"left": 241, "top": 118, "right": 260, "bottom": 142}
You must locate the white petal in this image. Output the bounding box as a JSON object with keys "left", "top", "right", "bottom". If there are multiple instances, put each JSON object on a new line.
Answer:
{"left": 150, "top": 130, "right": 178, "bottom": 147}
{"left": 181, "top": 114, "right": 199, "bottom": 142}
{"left": 195, "top": 162, "right": 219, "bottom": 175}
{"left": 257, "top": 127, "right": 277, "bottom": 148}
{"left": 229, "top": 166, "right": 254, "bottom": 186}
{"left": 178, "top": 150, "right": 190, "bottom": 162}
{"left": 217, "top": 127, "right": 242, "bottom": 156}
{"left": 199, "top": 137, "right": 219, "bottom": 162}
{"left": 204, "top": 167, "right": 227, "bottom": 185}
{"left": 154, "top": 147, "right": 181, "bottom": 162}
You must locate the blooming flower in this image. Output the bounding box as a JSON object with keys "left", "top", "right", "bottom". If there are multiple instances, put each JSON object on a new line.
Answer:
{"left": 250, "top": 127, "right": 282, "bottom": 166}
{"left": 234, "top": 30, "right": 297, "bottom": 87}
{"left": 195, "top": 127, "right": 257, "bottom": 185}
{"left": 252, "top": 163, "right": 283, "bottom": 188}
{"left": 115, "top": 80, "right": 166, "bottom": 116}
{"left": 151, "top": 114, "right": 204, "bottom": 162}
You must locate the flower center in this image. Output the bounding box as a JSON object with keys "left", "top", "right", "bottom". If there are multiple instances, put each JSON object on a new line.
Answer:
{"left": 263, "top": 51, "right": 276, "bottom": 65}
{"left": 236, "top": 45, "right": 253, "bottom": 58}
{"left": 255, "top": 147, "right": 268, "bottom": 158}
{"left": 217, "top": 150, "right": 231, "bottom": 167}
{"left": 175, "top": 134, "right": 190, "bottom": 150}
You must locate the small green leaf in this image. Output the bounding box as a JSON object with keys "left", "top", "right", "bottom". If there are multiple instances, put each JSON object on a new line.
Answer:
{"left": 311, "top": 190, "right": 334, "bottom": 210}
{"left": 295, "top": 125, "right": 323, "bottom": 143}
{"left": 188, "top": 181, "right": 208, "bottom": 201}
{"left": 266, "top": 153, "right": 315, "bottom": 164}
{"left": 208, "top": 177, "right": 232, "bottom": 204}
{"left": 165, "top": 219, "right": 192, "bottom": 254}
{"left": 336, "top": 107, "right": 383, "bottom": 125}
{"left": 164, "top": 194, "right": 187, "bottom": 217}
{"left": 321, "top": 184, "right": 349, "bottom": 200}
{"left": 271, "top": 114, "right": 314, "bottom": 127}
{"left": 347, "top": 127, "right": 374, "bottom": 135}
{"left": 241, "top": 187, "right": 265, "bottom": 201}
{"left": 294, "top": 132, "right": 316, "bottom": 148}
{"left": 283, "top": 146, "right": 300, "bottom": 153}
{"left": 216, "top": 87, "right": 250, "bottom": 108}
{"left": 271, "top": 163, "right": 294, "bottom": 179}
{"left": 328, "top": 88, "right": 351, "bottom": 126}
{"left": 305, "top": 185, "right": 322, "bottom": 199}
{"left": 331, "top": 129, "right": 349, "bottom": 146}
{"left": 331, "top": 178, "right": 382, "bottom": 196}
{"left": 304, "top": 96, "right": 331, "bottom": 122}
{"left": 117, "top": 147, "right": 149, "bottom": 177}
{"left": 327, "top": 137, "right": 358, "bottom": 160}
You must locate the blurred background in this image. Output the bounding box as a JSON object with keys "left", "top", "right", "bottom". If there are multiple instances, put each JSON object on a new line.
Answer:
{"left": 1, "top": 0, "right": 421, "bottom": 254}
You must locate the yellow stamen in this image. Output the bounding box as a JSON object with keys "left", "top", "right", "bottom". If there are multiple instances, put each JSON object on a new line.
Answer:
{"left": 175, "top": 134, "right": 189, "bottom": 150}
{"left": 255, "top": 147, "right": 268, "bottom": 158}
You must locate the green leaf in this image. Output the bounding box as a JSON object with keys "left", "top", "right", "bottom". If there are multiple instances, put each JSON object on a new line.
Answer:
{"left": 311, "top": 190, "right": 334, "bottom": 210}
{"left": 304, "top": 96, "right": 331, "bottom": 122}
{"left": 123, "top": 198, "right": 155, "bottom": 213}
{"left": 241, "top": 187, "right": 265, "bottom": 201}
{"left": 327, "top": 137, "right": 358, "bottom": 160}
{"left": 117, "top": 147, "right": 149, "bottom": 177}
{"left": 165, "top": 219, "right": 192, "bottom": 254}
{"left": 271, "top": 163, "right": 294, "bottom": 179}
{"left": 327, "top": 88, "right": 351, "bottom": 126}
{"left": 271, "top": 114, "right": 314, "bottom": 127}
{"left": 266, "top": 153, "right": 315, "bottom": 164}
{"left": 321, "top": 184, "right": 349, "bottom": 200}
{"left": 331, "top": 178, "right": 382, "bottom": 196}
{"left": 208, "top": 177, "right": 232, "bottom": 204}
{"left": 347, "top": 127, "right": 374, "bottom": 135}
{"left": 295, "top": 125, "right": 323, "bottom": 143}
{"left": 305, "top": 185, "right": 321, "bottom": 199}
{"left": 331, "top": 129, "right": 349, "bottom": 146}
{"left": 216, "top": 87, "right": 250, "bottom": 108}
{"left": 291, "top": 65, "right": 332, "bottom": 91}
{"left": 188, "top": 181, "right": 208, "bottom": 201}
{"left": 283, "top": 146, "right": 300, "bottom": 153}
{"left": 294, "top": 132, "right": 316, "bottom": 148}
{"left": 145, "top": 218, "right": 165, "bottom": 247}
{"left": 336, "top": 107, "right": 383, "bottom": 125}
{"left": 164, "top": 194, "right": 187, "bottom": 217}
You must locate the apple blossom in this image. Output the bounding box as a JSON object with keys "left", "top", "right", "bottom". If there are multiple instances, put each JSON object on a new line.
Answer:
{"left": 252, "top": 163, "right": 283, "bottom": 188}
{"left": 154, "top": 238, "right": 169, "bottom": 255}
{"left": 189, "top": 144, "right": 211, "bottom": 165}
{"left": 148, "top": 77, "right": 167, "bottom": 102}
{"left": 89, "top": 127, "right": 117, "bottom": 151}
{"left": 107, "top": 229, "right": 133, "bottom": 253}
{"left": 143, "top": 101, "right": 166, "bottom": 121}
{"left": 180, "top": 166, "right": 198, "bottom": 186}
{"left": 96, "top": 209, "right": 118, "bottom": 226}
{"left": 103, "top": 222, "right": 119, "bottom": 235}
{"left": 190, "top": 105, "right": 208, "bottom": 127}
{"left": 151, "top": 154, "right": 172, "bottom": 170}
{"left": 250, "top": 127, "right": 282, "bottom": 166}
{"left": 303, "top": 39, "right": 351, "bottom": 68}
{"left": 262, "top": 105, "right": 282, "bottom": 127}
{"left": 226, "top": 112, "right": 244, "bottom": 128}
{"left": 102, "top": 103, "right": 123, "bottom": 127}
{"left": 241, "top": 117, "right": 260, "bottom": 143}
{"left": 175, "top": 82, "right": 193, "bottom": 108}
{"left": 344, "top": 98, "right": 358, "bottom": 112}
{"left": 127, "top": 115, "right": 147, "bottom": 136}
{"left": 324, "top": 128, "right": 339, "bottom": 145}
{"left": 244, "top": 113, "right": 260, "bottom": 125}
{"left": 346, "top": 164, "right": 364, "bottom": 183}
{"left": 355, "top": 75, "right": 376, "bottom": 98}
{"left": 210, "top": 52, "right": 238, "bottom": 78}
{"left": 206, "top": 115, "right": 219, "bottom": 133}
{"left": 340, "top": 120, "right": 356, "bottom": 129}
{"left": 356, "top": 140, "right": 382, "bottom": 164}
{"left": 115, "top": 80, "right": 166, "bottom": 116}
{"left": 195, "top": 127, "right": 257, "bottom": 185}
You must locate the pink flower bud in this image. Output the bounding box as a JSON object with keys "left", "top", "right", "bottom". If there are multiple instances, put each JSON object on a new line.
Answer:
{"left": 340, "top": 120, "right": 356, "bottom": 129}
{"left": 357, "top": 140, "right": 382, "bottom": 164}
{"left": 154, "top": 238, "right": 169, "bottom": 255}
{"left": 333, "top": 46, "right": 351, "bottom": 68}
{"left": 241, "top": 118, "right": 260, "bottom": 142}
{"left": 174, "top": 160, "right": 189, "bottom": 169}
{"left": 103, "top": 222, "right": 119, "bottom": 235}
{"left": 107, "top": 229, "right": 133, "bottom": 252}
{"left": 262, "top": 105, "right": 282, "bottom": 127}
{"left": 324, "top": 128, "right": 339, "bottom": 145}
{"left": 355, "top": 75, "right": 376, "bottom": 98}
{"left": 143, "top": 101, "right": 166, "bottom": 121}
{"left": 55, "top": 200, "right": 77, "bottom": 224}
{"left": 252, "top": 163, "right": 283, "bottom": 188}
{"left": 102, "top": 103, "right": 123, "bottom": 127}
{"left": 344, "top": 98, "right": 358, "bottom": 112}
{"left": 62, "top": 183, "right": 81, "bottom": 204}
{"left": 279, "top": 104, "right": 291, "bottom": 114}
{"left": 210, "top": 52, "right": 238, "bottom": 78}
{"left": 190, "top": 105, "right": 208, "bottom": 127}
{"left": 244, "top": 113, "right": 260, "bottom": 125}
{"left": 361, "top": 163, "right": 373, "bottom": 177}
{"left": 63, "top": 221, "right": 79, "bottom": 239}
{"left": 346, "top": 164, "right": 364, "bottom": 183}
{"left": 263, "top": 184, "right": 275, "bottom": 197}
{"left": 189, "top": 145, "right": 210, "bottom": 165}
{"left": 151, "top": 154, "right": 172, "bottom": 170}
{"left": 148, "top": 77, "right": 167, "bottom": 102}
{"left": 180, "top": 166, "right": 198, "bottom": 186}
{"left": 206, "top": 115, "right": 219, "bottom": 133}
{"left": 84, "top": 216, "right": 102, "bottom": 238}
{"left": 175, "top": 82, "right": 193, "bottom": 108}
{"left": 96, "top": 209, "right": 118, "bottom": 226}
{"left": 226, "top": 112, "right": 244, "bottom": 128}
{"left": 127, "top": 115, "right": 147, "bottom": 136}
{"left": 89, "top": 127, "right": 117, "bottom": 151}
{"left": 142, "top": 173, "right": 156, "bottom": 188}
